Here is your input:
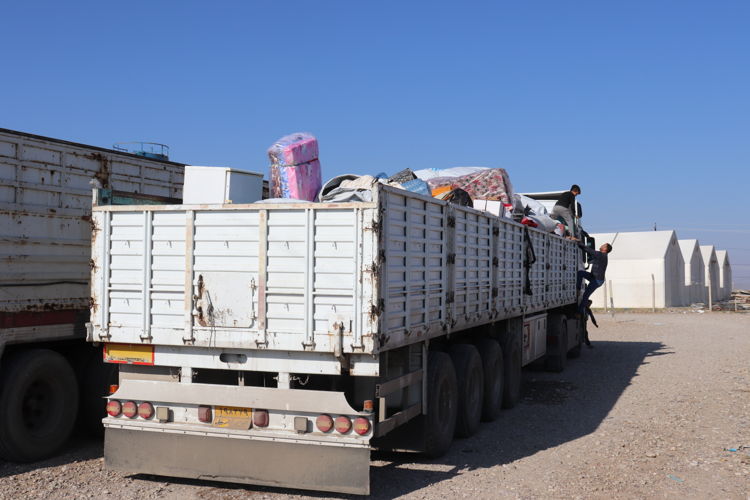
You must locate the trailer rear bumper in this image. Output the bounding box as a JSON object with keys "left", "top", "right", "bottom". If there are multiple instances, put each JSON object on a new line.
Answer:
{"left": 105, "top": 427, "right": 371, "bottom": 495}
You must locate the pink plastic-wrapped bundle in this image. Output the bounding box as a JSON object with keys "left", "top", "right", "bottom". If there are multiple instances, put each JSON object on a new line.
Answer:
{"left": 269, "top": 159, "right": 322, "bottom": 201}
{"left": 267, "top": 132, "right": 322, "bottom": 201}
{"left": 267, "top": 132, "right": 319, "bottom": 166}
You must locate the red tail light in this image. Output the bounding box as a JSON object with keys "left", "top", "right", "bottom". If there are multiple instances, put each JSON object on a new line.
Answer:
{"left": 138, "top": 402, "right": 154, "bottom": 419}
{"left": 253, "top": 409, "right": 269, "bottom": 428}
{"left": 106, "top": 400, "right": 122, "bottom": 417}
{"left": 108, "top": 384, "right": 119, "bottom": 395}
{"left": 316, "top": 414, "right": 333, "bottom": 433}
{"left": 353, "top": 417, "right": 371, "bottom": 436}
{"left": 334, "top": 416, "right": 352, "bottom": 434}
{"left": 122, "top": 401, "right": 137, "bottom": 418}
{"left": 198, "top": 405, "right": 212, "bottom": 423}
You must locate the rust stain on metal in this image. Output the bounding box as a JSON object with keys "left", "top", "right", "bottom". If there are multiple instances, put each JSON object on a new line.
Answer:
{"left": 90, "top": 152, "right": 110, "bottom": 187}
{"left": 195, "top": 274, "right": 209, "bottom": 327}
{"left": 369, "top": 298, "right": 385, "bottom": 322}
{"left": 365, "top": 220, "right": 382, "bottom": 234}
{"left": 90, "top": 216, "right": 100, "bottom": 235}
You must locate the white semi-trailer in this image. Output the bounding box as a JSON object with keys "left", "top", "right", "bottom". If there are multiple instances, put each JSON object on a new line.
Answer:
{"left": 0, "top": 129, "right": 184, "bottom": 461}
{"left": 89, "top": 179, "right": 589, "bottom": 495}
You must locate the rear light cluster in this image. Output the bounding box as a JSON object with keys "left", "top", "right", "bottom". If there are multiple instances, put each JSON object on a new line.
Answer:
{"left": 316, "top": 414, "right": 370, "bottom": 435}
{"left": 253, "top": 409, "right": 269, "bottom": 427}
{"left": 106, "top": 400, "right": 155, "bottom": 420}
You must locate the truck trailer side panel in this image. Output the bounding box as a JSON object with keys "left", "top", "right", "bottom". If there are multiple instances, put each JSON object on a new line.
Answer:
{"left": 0, "top": 129, "right": 183, "bottom": 319}
{"left": 90, "top": 186, "right": 578, "bottom": 361}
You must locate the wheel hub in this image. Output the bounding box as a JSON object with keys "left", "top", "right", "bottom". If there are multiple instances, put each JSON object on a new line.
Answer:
{"left": 22, "top": 380, "right": 54, "bottom": 431}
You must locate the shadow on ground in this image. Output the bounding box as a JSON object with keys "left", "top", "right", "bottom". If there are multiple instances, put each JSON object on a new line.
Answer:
{"left": 0, "top": 339, "right": 668, "bottom": 498}
{"left": 365, "top": 339, "right": 669, "bottom": 498}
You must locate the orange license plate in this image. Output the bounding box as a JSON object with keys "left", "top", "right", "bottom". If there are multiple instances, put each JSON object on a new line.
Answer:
{"left": 103, "top": 343, "right": 154, "bottom": 365}
{"left": 212, "top": 406, "right": 252, "bottom": 430}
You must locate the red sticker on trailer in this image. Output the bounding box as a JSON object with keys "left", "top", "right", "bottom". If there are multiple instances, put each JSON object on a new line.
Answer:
{"left": 103, "top": 343, "right": 155, "bottom": 365}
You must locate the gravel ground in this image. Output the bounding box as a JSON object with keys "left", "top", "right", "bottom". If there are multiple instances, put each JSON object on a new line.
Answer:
{"left": 1, "top": 311, "right": 748, "bottom": 499}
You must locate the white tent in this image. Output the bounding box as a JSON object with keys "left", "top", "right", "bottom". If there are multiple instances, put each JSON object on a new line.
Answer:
{"left": 678, "top": 239, "right": 705, "bottom": 305}
{"left": 715, "top": 250, "right": 732, "bottom": 300}
{"left": 588, "top": 231, "right": 685, "bottom": 308}
{"left": 699, "top": 245, "right": 720, "bottom": 305}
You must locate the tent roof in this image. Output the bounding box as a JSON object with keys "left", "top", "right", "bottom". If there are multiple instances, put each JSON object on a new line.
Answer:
{"left": 715, "top": 250, "right": 730, "bottom": 266}
{"left": 589, "top": 231, "right": 678, "bottom": 259}
{"left": 678, "top": 239, "right": 702, "bottom": 261}
{"left": 700, "top": 245, "right": 717, "bottom": 264}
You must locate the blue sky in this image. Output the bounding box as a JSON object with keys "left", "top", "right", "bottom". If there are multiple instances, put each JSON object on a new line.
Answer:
{"left": 2, "top": 1, "right": 749, "bottom": 287}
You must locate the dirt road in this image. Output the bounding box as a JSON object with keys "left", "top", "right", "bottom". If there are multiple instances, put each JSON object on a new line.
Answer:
{"left": 1, "top": 312, "right": 748, "bottom": 499}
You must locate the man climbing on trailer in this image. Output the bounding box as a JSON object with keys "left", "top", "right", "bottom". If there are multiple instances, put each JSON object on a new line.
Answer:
{"left": 551, "top": 184, "right": 581, "bottom": 236}
{"left": 576, "top": 241, "right": 612, "bottom": 317}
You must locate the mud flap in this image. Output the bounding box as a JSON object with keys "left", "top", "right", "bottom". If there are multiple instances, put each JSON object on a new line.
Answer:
{"left": 105, "top": 428, "right": 371, "bottom": 495}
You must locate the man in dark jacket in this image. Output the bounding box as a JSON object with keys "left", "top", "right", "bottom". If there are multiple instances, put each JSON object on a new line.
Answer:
{"left": 551, "top": 184, "right": 580, "bottom": 236}
{"left": 577, "top": 242, "right": 612, "bottom": 314}
{"left": 550, "top": 184, "right": 581, "bottom": 236}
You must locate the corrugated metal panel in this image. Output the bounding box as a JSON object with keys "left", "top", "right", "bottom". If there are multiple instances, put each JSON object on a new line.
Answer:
{"left": 93, "top": 203, "right": 379, "bottom": 354}
{"left": 494, "top": 217, "right": 524, "bottom": 315}
{"left": 381, "top": 190, "right": 448, "bottom": 344}
{"left": 0, "top": 129, "right": 184, "bottom": 317}
{"left": 452, "top": 205, "right": 493, "bottom": 327}
{"left": 526, "top": 229, "right": 548, "bottom": 312}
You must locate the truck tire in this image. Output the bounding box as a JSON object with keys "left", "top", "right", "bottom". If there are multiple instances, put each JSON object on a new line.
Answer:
{"left": 476, "top": 338, "right": 503, "bottom": 422}
{"left": 449, "top": 344, "right": 483, "bottom": 438}
{"left": 501, "top": 332, "right": 522, "bottom": 409}
{"left": 545, "top": 314, "right": 568, "bottom": 372}
{"left": 422, "top": 351, "right": 458, "bottom": 458}
{"left": 0, "top": 349, "right": 79, "bottom": 462}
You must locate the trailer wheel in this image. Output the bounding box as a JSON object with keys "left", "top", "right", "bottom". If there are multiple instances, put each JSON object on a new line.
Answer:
{"left": 0, "top": 349, "right": 79, "bottom": 462}
{"left": 422, "top": 351, "right": 457, "bottom": 457}
{"left": 449, "top": 344, "right": 483, "bottom": 438}
{"left": 545, "top": 314, "right": 568, "bottom": 372}
{"left": 476, "top": 339, "right": 503, "bottom": 422}
{"left": 501, "top": 332, "right": 522, "bottom": 409}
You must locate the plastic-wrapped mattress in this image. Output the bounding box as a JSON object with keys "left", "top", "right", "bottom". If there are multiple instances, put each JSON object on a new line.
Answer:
{"left": 267, "top": 132, "right": 322, "bottom": 201}
{"left": 424, "top": 168, "right": 514, "bottom": 205}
